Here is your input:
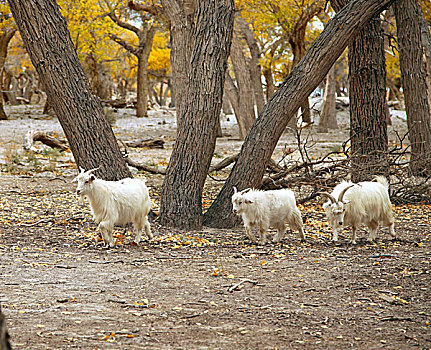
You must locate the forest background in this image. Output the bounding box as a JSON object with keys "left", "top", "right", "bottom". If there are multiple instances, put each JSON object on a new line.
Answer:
{"left": 1, "top": 0, "right": 431, "bottom": 349}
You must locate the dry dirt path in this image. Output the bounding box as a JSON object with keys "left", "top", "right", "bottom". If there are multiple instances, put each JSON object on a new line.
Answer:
{"left": 1, "top": 104, "right": 430, "bottom": 349}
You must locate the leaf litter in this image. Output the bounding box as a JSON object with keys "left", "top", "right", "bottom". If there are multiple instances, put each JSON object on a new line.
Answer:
{"left": 0, "top": 106, "right": 430, "bottom": 348}
{"left": 0, "top": 175, "right": 430, "bottom": 349}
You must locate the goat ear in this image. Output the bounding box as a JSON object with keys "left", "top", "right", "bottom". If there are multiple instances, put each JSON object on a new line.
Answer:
{"left": 245, "top": 198, "right": 253, "bottom": 204}
{"left": 89, "top": 175, "right": 96, "bottom": 182}
{"left": 241, "top": 188, "right": 251, "bottom": 194}
{"left": 322, "top": 201, "right": 330, "bottom": 210}
{"left": 342, "top": 200, "right": 350, "bottom": 205}
{"left": 79, "top": 167, "right": 85, "bottom": 173}
{"left": 71, "top": 176, "right": 78, "bottom": 183}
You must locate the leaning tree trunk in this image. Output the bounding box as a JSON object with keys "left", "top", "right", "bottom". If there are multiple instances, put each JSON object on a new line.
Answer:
{"left": 159, "top": 0, "right": 234, "bottom": 230}
{"left": 339, "top": 0, "right": 389, "bottom": 182}
{"left": 394, "top": 0, "right": 431, "bottom": 177}
{"left": 8, "top": 0, "right": 131, "bottom": 180}
{"left": 203, "top": 0, "right": 395, "bottom": 228}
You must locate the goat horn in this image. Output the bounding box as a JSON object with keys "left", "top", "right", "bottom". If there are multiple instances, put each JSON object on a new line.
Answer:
{"left": 87, "top": 167, "right": 100, "bottom": 175}
{"left": 79, "top": 166, "right": 85, "bottom": 173}
{"left": 319, "top": 192, "right": 336, "bottom": 204}
{"left": 233, "top": 186, "right": 238, "bottom": 194}
{"left": 338, "top": 184, "right": 355, "bottom": 202}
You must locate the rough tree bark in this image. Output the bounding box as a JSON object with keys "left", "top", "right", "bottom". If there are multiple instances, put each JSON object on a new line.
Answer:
{"left": 160, "top": 0, "right": 195, "bottom": 125}
{"left": 159, "top": 0, "right": 234, "bottom": 229}
{"left": 203, "top": 0, "right": 395, "bottom": 228}
{"left": 394, "top": 0, "right": 431, "bottom": 176}
{"left": 348, "top": 15, "right": 388, "bottom": 182}
{"left": 8, "top": 0, "right": 131, "bottom": 180}
{"left": 419, "top": 11, "right": 431, "bottom": 111}
{"left": 331, "top": 0, "right": 389, "bottom": 182}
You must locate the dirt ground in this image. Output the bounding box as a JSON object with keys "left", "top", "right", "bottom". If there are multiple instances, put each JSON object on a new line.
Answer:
{"left": 0, "top": 105, "right": 430, "bottom": 349}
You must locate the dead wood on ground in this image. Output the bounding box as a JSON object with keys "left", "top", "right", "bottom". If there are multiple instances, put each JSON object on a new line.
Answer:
{"left": 24, "top": 130, "right": 68, "bottom": 152}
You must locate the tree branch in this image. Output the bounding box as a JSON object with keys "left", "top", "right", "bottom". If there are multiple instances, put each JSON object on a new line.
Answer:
{"left": 109, "top": 33, "right": 138, "bottom": 56}
{"left": 108, "top": 12, "right": 140, "bottom": 35}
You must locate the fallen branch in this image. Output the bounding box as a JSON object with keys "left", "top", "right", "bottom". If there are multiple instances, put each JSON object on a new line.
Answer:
{"left": 228, "top": 279, "right": 258, "bottom": 292}
{"left": 124, "top": 138, "right": 165, "bottom": 149}
{"left": 24, "top": 130, "right": 68, "bottom": 152}
{"left": 380, "top": 316, "right": 413, "bottom": 322}
{"left": 210, "top": 153, "right": 239, "bottom": 172}
{"left": 125, "top": 157, "right": 166, "bottom": 175}
{"left": 20, "top": 218, "right": 54, "bottom": 227}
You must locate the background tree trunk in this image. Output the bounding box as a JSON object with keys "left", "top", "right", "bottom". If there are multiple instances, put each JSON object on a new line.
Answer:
{"left": 203, "top": 0, "right": 395, "bottom": 228}
{"left": 237, "top": 17, "right": 266, "bottom": 114}
{"left": 226, "top": 31, "right": 256, "bottom": 139}
{"left": 0, "top": 27, "right": 16, "bottom": 120}
{"left": 317, "top": 64, "right": 338, "bottom": 132}
{"left": 161, "top": 0, "right": 195, "bottom": 125}
{"left": 159, "top": 0, "right": 234, "bottom": 229}
{"left": 394, "top": 0, "right": 431, "bottom": 176}
{"left": 0, "top": 306, "right": 11, "bottom": 350}
{"left": 108, "top": 13, "right": 155, "bottom": 118}
{"left": 8, "top": 0, "right": 131, "bottom": 180}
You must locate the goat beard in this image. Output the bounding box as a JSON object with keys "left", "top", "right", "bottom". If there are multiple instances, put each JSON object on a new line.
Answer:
{"left": 78, "top": 194, "right": 86, "bottom": 205}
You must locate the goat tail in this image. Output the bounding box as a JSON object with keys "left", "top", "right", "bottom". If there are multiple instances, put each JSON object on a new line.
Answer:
{"left": 374, "top": 175, "right": 389, "bottom": 188}
{"left": 287, "top": 208, "right": 303, "bottom": 231}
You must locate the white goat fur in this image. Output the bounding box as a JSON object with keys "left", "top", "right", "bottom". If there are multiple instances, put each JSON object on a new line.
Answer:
{"left": 322, "top": 176, "right": 396, "bottom": 244}
{"left": 232, "top": 187, "right": 305, "bottom": 245}
{"left": 73, "top": 168, "right": 152, "bottom": 247}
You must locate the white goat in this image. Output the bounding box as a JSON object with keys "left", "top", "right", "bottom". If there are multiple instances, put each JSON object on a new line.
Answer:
{"left": 73, "top": 168, "right": 152, "bottom": 247}
{"left": 320, "top": 176, "right": 396, "bottom": 244}
{"left": 231, "top": 187, "right": 305, "bottom": 245}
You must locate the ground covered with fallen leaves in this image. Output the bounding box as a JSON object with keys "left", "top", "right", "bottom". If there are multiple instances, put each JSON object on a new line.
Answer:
{"left": 0, "top": 176, "right": 430, "bottom": 349}
{"left": 0, "top": 105, "right": 430, "bottom": 349}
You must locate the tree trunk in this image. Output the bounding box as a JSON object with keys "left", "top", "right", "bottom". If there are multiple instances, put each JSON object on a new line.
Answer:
{"left": 0, "top": 27, "right": 16, "bottom": 120}
{"left": 394, "top": 0, "right": 431, "bottom": 176}
{"left": 317, "top": 64, "right": 338, "bottom": 132}
{"left": 203, "top": 0, "right": 395, "bottom": 228}
{"left": 8, "top": 0, "right": 131, "bottom": 180}
{"left": 263, "top": 67, "right": 276, "bottom": 100}
{"left": 237, "top": 17, "right": 266, "bottom": 114}
{"left": 136, "top": 51, "right": 148, "bottom": 117}
{"left": 161, "top": 0, "right": 195, "bottom": 125}
{"left": 159, "top": 0, "right": 234, "bottom": 230}
{"left": 0, "top": 305, "right": 11, "bottom": 350}
{"left": 222, "top": 93, "right": 233, "bottom": 115}
{"left": 419, "top": 11, "right": 431, "bottom": 112}
{"left": 348, "top": 14, "right": 389, "bottom": 182}
{"left": 227, "top": 31, "right": 256, "bottom": 139}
